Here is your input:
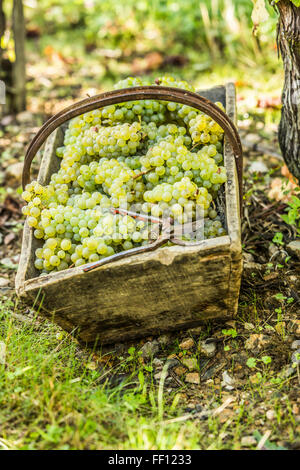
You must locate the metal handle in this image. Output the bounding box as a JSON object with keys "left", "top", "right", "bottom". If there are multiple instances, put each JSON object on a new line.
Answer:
{"left": 22, "top": 86, "right": 243, "bottom": 208}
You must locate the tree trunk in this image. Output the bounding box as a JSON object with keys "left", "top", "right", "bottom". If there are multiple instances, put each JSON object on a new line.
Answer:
{"left": 12, "top": 0, "right": 26, "bottom": 112}
{"left": 277, "top": 0, "right": 300, "bottom": 181}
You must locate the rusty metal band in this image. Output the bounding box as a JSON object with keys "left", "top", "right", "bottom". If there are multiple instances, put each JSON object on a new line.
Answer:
{"left": 22, "top": 86, "right": 243, "bottom": 208}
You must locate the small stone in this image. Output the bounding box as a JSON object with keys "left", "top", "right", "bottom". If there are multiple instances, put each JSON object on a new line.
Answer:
{"left": 140, "top": 340, "right": 159, "bottom": 359}
{"left": 166, "top": 358, "right": 180, "bottom": 368}
{"left": 243, "top": 252, "right": 254, "bottom": 263}
{"left": 289, "top": 319, "right": 300, "bottom": 336}
{"left": 245, "top": 334, "right": 269, "bottom": 351}
{"left": 158, "top": 334, "right": 171, "bottom": 346}
{"left": 266, "top": 409, "right": 275, "bottom": 420}
{"left": 185, "top": 372, "right": 200, "bottom": 385}
{"left": 244, "top": 133, "right": 261, "bottom": 144}
{"left": 179, "top": 338, "right": 194, "bottom": 350}
{"left": 291, "top": 340, "right": 300, "bottom": 350}
{"left": 221, "top": 370, "right": 235, "bottom": 390}
{"left": 218, "top": 408, "right": 235, "bottom": 424}
{"left": 152, "top": 358, "right": 163, "bottom": 369}
{"left": 174, "top": 366, "right": 186, "bottom": 376}
{"left": 185, "top": 403, "right": 196, "bottom": 412}
{"left": 165, "top": 377, "right": 173, "bottom": 384}
{"left": 167, "top": 353, "right": 177, "bottom": 360}
{"left": 244, "top": 322, "right": 255, "bottom": 331}
{"left": 291, "top": 350, "right": 300, "bottom": 366}
{"left": 198, "top": 339, "right": 216, "bottom": 357}
{"left": 243, "top": 261, "right": 264, "bottom": 279}
{"left": 154, "top": 372, "right": 163, "bottom": 381}
{"left": 5, "top": 162, "right": 24, "bottom": 185}
{"left": 0, "top": 278, "right": 9, "bottom": 287}
{"left": 241, "top": 436, "right": 257, "bottom": 447}
{"left": 268, "top": 243, "right": 278, "bottom": 257}
{"left": 1, "top": 115, "right": 13, "bottom": 126}
{"left": 16, "top": 111, "right": 34, "bottom": 124}
{"left": 292, "top": 404, "right": 299, "bottom": 415}
{"left": 225, "top": 320, "right": 236, "bottom": 329}
{"left": 232, "top": 352, "right": 249, "bottom": 366}
{"left": 187, "top": 326, "right": 203, "bottom": 335}
{"left": 287, "top": 240, "right": 300, "bottom": 260}
{"left": 202, "top": 362, "right": 226, "bottom": 381}
{"left": 182, "top": 357, "right": 198, "bottom": 371}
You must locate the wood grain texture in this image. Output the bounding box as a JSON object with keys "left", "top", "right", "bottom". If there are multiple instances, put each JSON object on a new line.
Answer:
{"left": 16, "top": 84, "right": 242, "bottom": 344}
{"left": 224, "top": 83, "right": 242, "bottom": 316}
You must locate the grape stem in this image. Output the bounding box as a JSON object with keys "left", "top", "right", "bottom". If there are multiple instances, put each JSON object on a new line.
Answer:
{"left": 110, "top": 207, "right": 162, "bottom": 224}
{"left": 82, "top": 210, "right": 206, "bottom": 273}
{"left": 132, "top": 168, "right": 153, "bottom": 180}
{"left": 190, "top": 141, "right": 201, "bottom": 151}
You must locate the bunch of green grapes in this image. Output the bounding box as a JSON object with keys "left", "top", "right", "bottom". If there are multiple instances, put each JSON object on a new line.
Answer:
{"left": 22, "top": 75, "right": 227, "bottom": 276}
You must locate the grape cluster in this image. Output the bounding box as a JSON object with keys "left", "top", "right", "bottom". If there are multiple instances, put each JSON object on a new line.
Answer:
{"left": 22, "top": 76, "right": 227, "bottom": 276}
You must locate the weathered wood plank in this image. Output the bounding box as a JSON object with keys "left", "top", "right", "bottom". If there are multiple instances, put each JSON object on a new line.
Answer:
{"left": 19, "top": 242, "right": 232, "bottom": 343}
{"left": 224, "top": 83, "right": 243, "bottom": 316}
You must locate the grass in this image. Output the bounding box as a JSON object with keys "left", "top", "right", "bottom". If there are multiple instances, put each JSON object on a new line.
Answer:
{"left": 0, "top": 291, "right": 298, "bottom": 450}
{"left": 0, "top": 297, "right": 208, "bottom": 450}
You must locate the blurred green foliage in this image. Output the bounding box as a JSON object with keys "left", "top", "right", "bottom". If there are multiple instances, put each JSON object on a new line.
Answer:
{"left": 24, "top": 0, "right": 278, "bottom": 62}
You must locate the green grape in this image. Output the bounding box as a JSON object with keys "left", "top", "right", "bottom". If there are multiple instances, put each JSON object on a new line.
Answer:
{"left": 21, "top": 75, "right": 228, "bottom": 275}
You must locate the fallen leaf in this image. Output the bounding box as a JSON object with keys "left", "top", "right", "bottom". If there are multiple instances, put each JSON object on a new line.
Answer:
{"left": 263, "top": 272, "right": 279, "bottom": 281}
{"left": 268, "top": 172, "right": 298, "bottom": 202}
{"left": 179, "top": 338, "right": 194, "bottom": 350}
{"left": 4, "top": 232, "right": 16, "bottom": 245}
{"left": 281, "top": 164, "right": 298, "bottom": 184}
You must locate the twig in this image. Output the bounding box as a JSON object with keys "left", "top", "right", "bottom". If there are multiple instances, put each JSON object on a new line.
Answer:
{"left": 159, "top": 396, "right": 234, "bottom": 425}
{"left": 212, "top": 396, "right": 235, "bottom": 417}
{"left": 169, "top": 370, "right": 185, "bottom": 387}
{"left": 191, "top": 141, "right": 201, "bottom": 151}
{"left": 256, "top": 430, "right": 272, "bottom": 450}
{"left": 132, "top": 168, "right": 152, "bottom": 180}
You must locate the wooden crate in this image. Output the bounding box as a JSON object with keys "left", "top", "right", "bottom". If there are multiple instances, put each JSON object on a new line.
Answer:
{"left": 15, "top": 83, "right": 242, "bottom": 344}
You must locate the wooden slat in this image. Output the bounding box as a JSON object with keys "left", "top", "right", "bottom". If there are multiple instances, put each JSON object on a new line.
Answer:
{"left": 20, "top": 240, "right": 231, "bottom": 343}
{"left": 224, "top": 83, "right": 243, "bottom": 316}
